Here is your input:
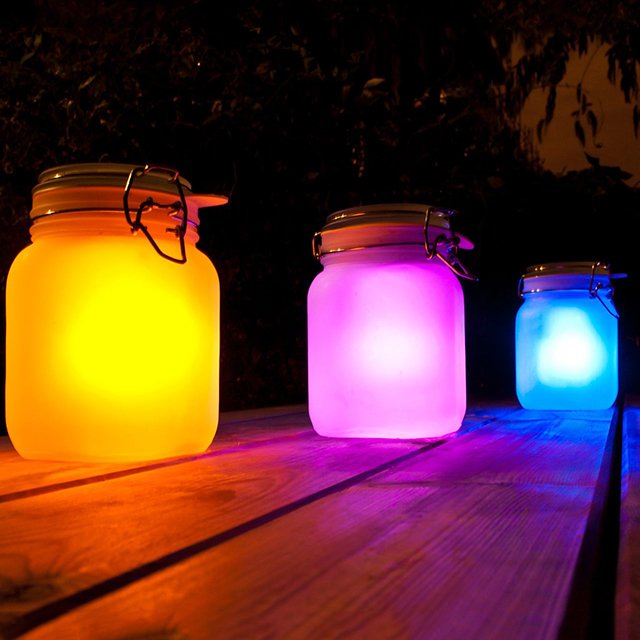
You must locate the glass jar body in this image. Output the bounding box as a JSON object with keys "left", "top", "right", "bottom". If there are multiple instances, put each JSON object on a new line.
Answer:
{"left": 308, "top": 247, "right": 466, "bottom": 438}
{"left": 515, "top": 290, "right": 618, "bottom": 410}
{"left": 6, "top": 213, "right": 220, "bottom": 461}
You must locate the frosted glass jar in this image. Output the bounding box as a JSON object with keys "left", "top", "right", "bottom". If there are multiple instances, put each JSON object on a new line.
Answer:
{"left": 6, "top": 163, "right": 227, "bottom": 461}
{"left": 515, "top": 262, "right": 620, "bottom": 410}
{"left": 308, "top": 204, "right": 473, "bottom": 438}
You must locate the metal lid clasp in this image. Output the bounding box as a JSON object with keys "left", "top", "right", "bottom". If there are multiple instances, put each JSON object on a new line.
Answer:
{"left": 123, "top": 165, "right": 189, "bottom": 264}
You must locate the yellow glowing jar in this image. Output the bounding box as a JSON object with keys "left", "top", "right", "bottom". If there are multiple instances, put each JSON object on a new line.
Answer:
{"left": 6, "top": 164, "right": 227, "bottom": 462}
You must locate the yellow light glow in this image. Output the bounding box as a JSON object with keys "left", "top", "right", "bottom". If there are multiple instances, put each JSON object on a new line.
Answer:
{"left": 6, "top": 232, "right": 219, "bottom": 462}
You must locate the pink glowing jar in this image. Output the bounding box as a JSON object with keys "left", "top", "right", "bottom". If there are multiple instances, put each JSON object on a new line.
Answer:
{"left": 308, "top": 204, "right": 474, "bottom": 439}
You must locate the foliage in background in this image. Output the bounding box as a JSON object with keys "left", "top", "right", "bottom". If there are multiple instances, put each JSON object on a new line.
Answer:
{"left": 487, "top": 0, "right": 640, "bottom": 147}
{"left": 0, "top": 0, "right": 639, "bottom": 417}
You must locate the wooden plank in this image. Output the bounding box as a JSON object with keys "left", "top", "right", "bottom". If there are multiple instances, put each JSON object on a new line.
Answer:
{"left": 0, "top": 407, "right": 313, "bottom": 500}
{"left": 0, "top": 403, "right": 517, "bottom": 501}
{"left": 384, "top": 410, "right": 613, "bottom": 488}
{"left": 0, "top": 422, "right": 447, "bottom": 635}
{"left": 5, "top": 408, "right": 612, "bottom": 639}
{"left": 0, "top": 404, "right": 513, "bottom": 637}
{"left": 616, "top": 399, "right": 640, "bottom": 639}
{"left": 20, "top": 484, "right": 593, "bottom": 640}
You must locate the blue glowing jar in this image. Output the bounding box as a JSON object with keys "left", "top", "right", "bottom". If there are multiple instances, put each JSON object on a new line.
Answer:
{"left": 515, "top": 262, "right": 620, "bottom": 410}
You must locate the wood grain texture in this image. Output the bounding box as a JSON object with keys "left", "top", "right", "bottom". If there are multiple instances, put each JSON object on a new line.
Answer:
{"left": 4, "top": 407, "right": 611, "bottom": 640}
{"left": 384, "top": 412, "right": 613, "bottom": 488}
{"left": 0, "top": 416, "right": 449, "bottom": 635}
{"left": 0, "top": 408, "right": 312, "bottom": 500}
{"left": 0, "top": 405, "right": 517, "bottom": 502}
{"left": 24, "top": 484, "right": 593, "bottom": 640}
{"left": 616, "top": 402, "right": 640, "bottom": 640}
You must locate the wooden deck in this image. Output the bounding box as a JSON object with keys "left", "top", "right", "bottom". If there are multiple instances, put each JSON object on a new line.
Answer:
{"left": 0, "top": 399, "right": 636, "bottom": 639}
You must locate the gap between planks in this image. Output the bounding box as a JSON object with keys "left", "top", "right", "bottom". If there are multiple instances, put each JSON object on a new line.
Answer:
{"left": 558, "top": 397, "right": 623, "bottom": 639}
{"left": 615, "top": 396, "right": 640, "bottom": 640}
{"left": 0, "top": 406, "right": 512, "bottom": 504}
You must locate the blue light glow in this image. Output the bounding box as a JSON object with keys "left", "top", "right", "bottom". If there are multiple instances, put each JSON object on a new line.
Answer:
{"left": 536, "top": 308, "right": 606, "bottom": 387}
{"left": 516, "top": 293, "right": 618, "bottom": 410}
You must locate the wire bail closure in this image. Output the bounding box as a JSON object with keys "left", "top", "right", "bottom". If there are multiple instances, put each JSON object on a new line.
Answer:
{"left": 518, "top": 261, "right": 621, "bottom": 319}
{"left": 123, "top": 165, "right": 189, "bottom": 264}
{"left": 424, "top": 207, "right": 477, "bottom": 281}
{"left": 588, "top": 261, "right": 619, "bottom": 319}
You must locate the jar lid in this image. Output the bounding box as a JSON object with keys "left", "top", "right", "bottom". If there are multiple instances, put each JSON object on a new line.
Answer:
{"left": 31, "top": 163, "right": 228, "bottom": 222}
{"left": 520, "top": 261, "right": 622, "bottom": 294}
{"left": 316, "top": 203, "right": 474, "bottom": 255}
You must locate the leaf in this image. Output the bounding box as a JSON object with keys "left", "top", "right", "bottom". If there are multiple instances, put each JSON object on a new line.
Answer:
{"left": 585, "top": 153, "right": 600, "bottom": 168}
{"left": 576, "top": 82, "right": 582, "bottom": 103}
{"left": 615, "top": 167, "right": 633, "bottom": 180}
{"left": 536, "top": 118, "right": 545, "bottom": 143}
{"left": 79, "top": 75, "right": 97, "bottom": 90}
{"left": 545, "top": 85, "right": 556, "bottom": 124}
{"left": 578, "top": 32, "right": 588, "bottom": 55}
{"left": 364, "top": 78, "right": 385, "bottom": 89}
{"left": 574, "top": 119, "right": 586, "bottom": 146}
{"left": 581, "top": 93, "right": 588, "bottom": 114}
{"left": 601, "top": 163, "right": 633, "bottom": 181}
{"left": 586, "top": 109, "right": 598, "bottom": 137}
{"left": 607, "top": 56, "right": 617, "bottom": 85}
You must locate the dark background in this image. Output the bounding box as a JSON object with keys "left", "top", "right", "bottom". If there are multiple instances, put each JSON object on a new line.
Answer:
{"left": 1, "top": 1, "right": 639, "bottom": 432}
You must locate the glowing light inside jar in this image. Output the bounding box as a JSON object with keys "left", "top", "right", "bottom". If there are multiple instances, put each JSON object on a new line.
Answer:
{"left": 535, "top": 308, "right": 607, "bottom": 387}
{"left": 515, "top": 264, "right": 619, "bottom": 410}
{"left": 308, "top": 252, "right": 466, "bottom": 438}
{"left": 6, "top": 237, "right": 220, "bottom": 462}
{"left": 6, "top": 164, "right": 226, "bottom": 462}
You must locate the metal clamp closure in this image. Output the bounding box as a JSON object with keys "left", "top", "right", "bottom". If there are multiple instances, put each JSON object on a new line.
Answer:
{"left": 123, "top": 165, "right": 189, "bottom": 264}
{"left": 313, "top": 206, "right": 476, "bottom": 281}
{"left": 589, "top": 261, "right": 619, "bottom": 319}
{"left": 424, "top": 207, "right": 477, "bottom": 281}
{"left": 519, "top": 261, "right": 619, "bottom": 319}
{"left": 312, "top": 231, "right": 323, "bottom": 260}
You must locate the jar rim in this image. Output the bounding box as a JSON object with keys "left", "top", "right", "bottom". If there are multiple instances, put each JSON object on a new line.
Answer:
{"left": 327, "top": 203, "right": 449, "bottom": 226}
{"left": 519, "top": 261, "right": 624, "bottom": 295}
{"left": 36, "top": 163, "right": 195, "bottom": 191}
{"left": 31, "top": 163, "right": 227, "bottom": 220}
{"left": 522, "top": 261, "right": 610, "bottom": 278}
{"left": 317, "top": 203, "right": 473, "bottom": 252}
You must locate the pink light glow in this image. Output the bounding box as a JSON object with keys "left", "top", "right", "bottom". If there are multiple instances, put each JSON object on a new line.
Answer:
{"left": 308, "top": 249, "right": 466, "bottom": 438}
